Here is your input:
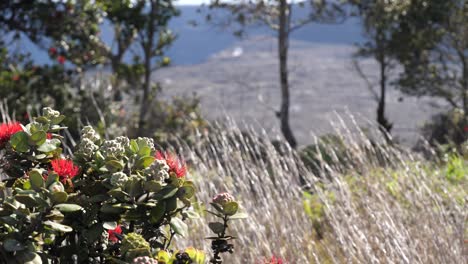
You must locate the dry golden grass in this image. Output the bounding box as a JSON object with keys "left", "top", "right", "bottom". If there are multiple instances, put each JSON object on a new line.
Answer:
{"left": 171, "top": 119, "right": 466, "bottom": 264}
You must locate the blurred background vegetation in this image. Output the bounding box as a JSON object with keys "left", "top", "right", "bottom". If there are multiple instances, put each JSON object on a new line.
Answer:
{"left": 0, "top": 0, "right": 466, "bottom": 151}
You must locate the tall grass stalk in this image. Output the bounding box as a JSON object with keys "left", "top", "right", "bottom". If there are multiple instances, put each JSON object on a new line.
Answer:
{"left": 172, "top": 117, "right": 466, "bottom": 263}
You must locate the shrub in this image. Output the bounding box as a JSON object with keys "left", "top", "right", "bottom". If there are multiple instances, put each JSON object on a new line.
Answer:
{"left": 0, "top": 108, "right": 246, "bottom": 263}
{"left": 299, "top": 134, "right": 349, "bottom": 178}
{"left": 418, "top": 108, "right": 467, "bottom": 153}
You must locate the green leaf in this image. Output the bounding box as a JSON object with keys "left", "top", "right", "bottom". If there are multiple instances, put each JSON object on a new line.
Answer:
{"left": 15, "top": 194, "right": 38, "bottom": 207}
{"left": 135, "top": 156, "right": 155, "bottom": 169}
{"left": 223, "top": 201, "right": 239, "bottom": 216}
{"left": 88, "top": 194, "right": 110, "bottom": 203}
{"left": 170, "top": 217, "right": 188, "bottom": 237}
{"left": 35, "top": 154, "right": 47, "bottom": 160}
{"left": 3, "top": 202, "right": 18, "bottom": 211}
{"left": 228, "top": 212, "right": 248, "bottom": 220}
{"left": 103, "top": 221, "right": 118, "bottom": 230}
{"left": 29, "top": 169, "right": 44, "bottom": 190}
{"left": 150, "top": 202, "right": 166, "bottom": 224}
{"left": 137, "top": 146, "right": 151, "bottom": 157}
{"left": 100, "top": 204, "right": 126, "bottom": 214}
{"left": 51, "top": 192, "right": 68, "bottom": 203}
{"left": 106, "top": 160, "right": 124, "bottom": 172}
{"left": 44, "top": 220, "right": 73, "bottom": 232}
{"left": 112, "top": 203, "right": 137, "bottom": 209}
{"left": 45, "top": 173, "right": 59, "bottom": 188}
{"left": 208, "top": 222, "right": 225, "bottom": 234}
{"left": 210, "top": 202, "right": 224, "bottom": 214}
{"left": 177, "top": 185, "right": 195, "bottom": 199}
{"left": 3, "top": 238, "right": 25, "bottom": 252}
{"left": 10, "top": 131, "right": 30, "bottom": 152}
{"left": 37, "top": 141, "right": 58, "bottom": 153}
{"left": 48, "top": 126, "right": 67, "bottom": 132}
{"left": 165, "top": 197, "right": 178, "bottom": 212}
{"left": 35, "top": 116, "right": 49, "bottom": 124}
{"left": 183, "top": 210, "right": 200, "bottom": 219}
{"left": 30, "top": 131, "right": 47, "bottom": 145}
{"left": 108, "top": 188, "right": 130, "bottom": 202}
{"left": 143, "top": 180, "right": 162, "bottom": 192}
{"left": 157, "top": 250, "right": 172, "bottom": 263}
{"left": 54, "top": 204, "right": 83, "bottom": 213}
{"left": 156, "top": 186, "right": 178, "bottom": 200}
{"left": 129, "top": 140, "right": 139, "bottom": 153}
{"left": 205, "top": 210, "right": 223, "bottom": 218}
{"left": 185, "top": 247, "right": 206, "bottom": 264}
{"left": 51, "top": 115, "right": 65, "bottom": 125}
{"left": 17, "top": 251, "right": 42, "bottom": 264}
{"left": 45, "top": 210, "right": 64, "bottom": 221}
{"left": 123, "top": 209, "right": 142, "bottom": 221}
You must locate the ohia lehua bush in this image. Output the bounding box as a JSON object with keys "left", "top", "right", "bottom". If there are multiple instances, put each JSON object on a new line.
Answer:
{"left": 0, "top": 108, "right": 246, "bottom": 263}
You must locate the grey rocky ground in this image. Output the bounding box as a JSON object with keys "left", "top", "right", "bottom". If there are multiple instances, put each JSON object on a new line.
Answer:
{"left": 155, "top": 36, "right": 444, "bottom": 147}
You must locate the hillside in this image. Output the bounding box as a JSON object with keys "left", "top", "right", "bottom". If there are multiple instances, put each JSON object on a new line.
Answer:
{"left": 155, "top": 37, "right": 443, "bottom": 146}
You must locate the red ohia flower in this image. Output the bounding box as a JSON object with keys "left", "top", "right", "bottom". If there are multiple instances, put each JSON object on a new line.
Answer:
{"left": 0, "top": 122, "right": 23, "bottom": 144}
{"left": 57, "top": 55, "right": 66, "bottom": 65}
{"left": 155, "top": 151, "right": 187, "bottom": 178}
{"left": 49, "top": 47, "right": 57, "bottom": 55}
{"left": 12, "top": 75, "right": 20, "bottom": 81}
{"left": 261, "top": 256, "right": 286, "bottom": 264}
{"left": 46, "top": 133, "right": 53, "bottom": 139}
{"left": 108, "top": 225, "right": 122, "bottom": 243}
{"left": 51, "top": 159, "right": 79, "bottom": 183}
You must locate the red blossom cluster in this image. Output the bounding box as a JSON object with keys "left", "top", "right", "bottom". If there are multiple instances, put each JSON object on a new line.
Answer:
{"left": 0, "top": 122, "right": 23, "bottom": 144}
{"left": 51, "top": 159, "right": 79, "bottom": 184}
{"left": 49, "top": 47, "right": 57, "bottom": 55}
{"left": 260, "top": 256, "right": 286, "bottom": 264}
{"left": 48, "top": 47, "right": 66, "bottom": 64}
{"left": 155, "top": 151, "right": 187, "bottom": 178}
{"left": 108, "top": 225, "right": 122, "bottom": 243}
{"left": 57, "top": 55, "right": 66, "bottom": 65}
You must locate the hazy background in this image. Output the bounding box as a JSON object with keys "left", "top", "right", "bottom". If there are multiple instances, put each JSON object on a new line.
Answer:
{"left": 11, "top": 5, "right": 444, "bottom": 146}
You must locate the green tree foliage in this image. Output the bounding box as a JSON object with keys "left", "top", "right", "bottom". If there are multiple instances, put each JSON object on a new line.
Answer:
{"left": 391, "top": 1, "right": 467, "bottom": 119}
{"left": 349, "top": 0, "right": 407, "bottom": 135}
{"left": 0, "top": 1, "right": 203, "bottom": 144}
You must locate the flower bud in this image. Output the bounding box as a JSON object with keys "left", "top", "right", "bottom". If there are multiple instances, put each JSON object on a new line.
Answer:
{"left": 42, "top": 107, "right": 60, "bottom": 119}
{"left": 81, "top": 126, "right": 100, "bottom": 142}
{"left": 121, "top": 233, "right": 151, "bottom": 260}
{"left": 132, "top": 256, "right": 158, "bottom": 264}
{"left": 136, "top": 137, "right": 155, "bottom": 151}
{"left": 48, "top": 182, "right": 65, "bottom": 193}
{"left": 212, "top": 192, "right": 235, "bottom": 206}
{"left": 110, "top": 172, "right": 129, "bottom": 187}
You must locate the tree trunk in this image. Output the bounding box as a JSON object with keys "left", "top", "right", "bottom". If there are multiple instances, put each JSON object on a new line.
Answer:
{"left": 376, "top": 33, "right": 392, "bottom": 137}
{"left": 137, "top": 0, "right": 157, "bottom": 136}
{"left": 278, "top": 0, "right": 297, "bottom": 149}
{"left": 137, "top": 51, "right": 152, "bottom": 136}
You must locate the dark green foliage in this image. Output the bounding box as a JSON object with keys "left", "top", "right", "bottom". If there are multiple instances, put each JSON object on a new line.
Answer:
{"left": 299, "top": 134, "right": 349, "bottom": 178}
{"left": 390, "top": 1, "right": 468, "bottom": 115}
{"left": 418, "top": 108, "right": 467, "bottom": 152}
